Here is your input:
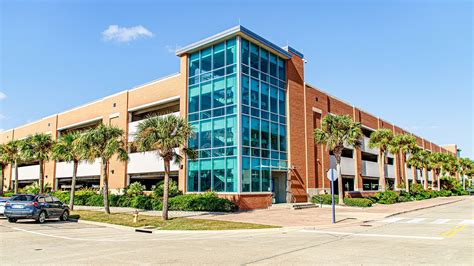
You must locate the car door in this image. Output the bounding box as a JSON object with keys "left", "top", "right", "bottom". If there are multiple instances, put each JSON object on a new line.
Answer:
{"left": 44, "top": 196, "right": 57, "bottom": 217}
{"left": 52, "top": 196, "right": 64, "bottom": 216}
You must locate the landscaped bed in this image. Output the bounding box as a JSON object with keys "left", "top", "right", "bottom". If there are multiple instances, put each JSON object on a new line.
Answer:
{"left": 70, "top": 210, "right": 278, "bottom": 230}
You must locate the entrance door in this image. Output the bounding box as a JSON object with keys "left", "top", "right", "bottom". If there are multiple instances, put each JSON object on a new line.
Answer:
{"left": 271, "top": 171, "right": 287, "bottom": 203}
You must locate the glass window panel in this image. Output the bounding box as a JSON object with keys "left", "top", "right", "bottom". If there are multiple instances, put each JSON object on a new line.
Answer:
{"left": 226, "top": 115, "right": 237, "bottom": 146}
{"left": 250, "top": 43, "right": 259, "bottom": 70}
{"left": 226, "top": 105, "right": 236, "bottom": 115}
{"left": 189, "top": 113, "right": 199, "bottom": 121}
{"left": 251, "top": 158, "right": 261, "bottom": 192}
{"left": 260, "top": 49, "right": 269, "bottom": 73}
{"left": 271, "top": 113, "right": 279, "bottom": 122}
{"left": 212, "top": 117, "right": 225, "bottom": 148}
{"left": 226, "top": 75, "right": 236, "bottom": 105}
{"left": 200, "top": 149, "right": 210, "bottom": 159}
{"left": 262, "top": 169, "right": 271, "bottom": 192}
{"left": 261, "top": 83, "right": 269, "bottom": 111}
{"left": 213, "top": 43, "right": 225, "bottom": 69}
{"left": 226, "top": 39, "right": 236, "bottom": 65}
{"left": 226, "top": 157, "right": 237, "bottom": 192}
{"left": 251, "top": 107, "right": 260, "bottom": 117}
{"left": 200, "top": 82, "right": 212, "bottom": 110}
{"left": 278, "top": 58, "right": 286, "bottom": 80}
{"left": 189, "top": 122, "right": 199, "bottom": 150}
{"left": 252, "top": 148, "right": 260, "bottom": 157}
{"left": 251, "top": 68, "right": 259, "bottom": 79}
{"left": 189, "top": 53, "right": 200, "bottom": 77}
{"left": 250, "top": 78, "right": 260, "bottom": 108}
{"left": 242, "top": 105, "right": 249, "bottom": 115}
{"left": 212, "top": 148, "right": 225, "bottom": 157}
{"left": 200, "top": 110, "right": 211, "bottom": 120}
{"left": 271, "top": 122, "right": 279, "bottom": 150}
{"left": 278, "top": 89, "right": 286, "bottom": 115}
{"left": 212, "top": 77, "right": 225, "bottom": 108}
{"left": 269, "top": 53, "right": 277, "bottom": 77}
{"left": 212, "top": 158, "right": 225, "bottom": 192}
{"left": 212, "top": 107, "right": 225, "bottom": 117}
{"left": 242, "top": 157, "right": 251, "bottom": 192}
{"left": 241, "top": 39, "right": 249, "bottom": 66}
{"left": 242, "top": 64, "right": 249, "bottom": 75}
{"left": 200, "top": 120, "right": 212, "bottom": 149}
{"left": 242, "top": 115, "right": 250, "bottom": 146}
{"left": 188, "top": 76, "right": 198, "bottom": 86}
{"left": 271, "top": 151, "right": 279, "bottom": 159}
{"left": 226, "top": 65, "right": 236, "bottom": 75}
{"left": 213, "top": 68, "right": 225, "bottom": 79}
{"left": 201, "top": 47, "right": 212, "bottom": 73}
{"left": 243, "top": 147, "right": 250, "bottom": 156}
{"left": 251, "top": 118, "right": 260, "bottom": 147}
{"left": 262, "top": 149, "right": 270, "bottom": 158}
{"left": 189, "top": 85, "right": 200, "bottom": 113}
{"left": 242, "top": 75, "right": 250, "bottom": 105}
{"left": 279, "top": 125, "right": 287, "bottom": 151}
{"left": 187, "top": 160, "right": 199, "bottom": 192}
{"left": 200, "top": 159, "right": 212, "bottom": 192}
{"left": 270, "top": 86, "right": 278, "bottom": 113}
{"left": 261, "top": 111, "right": 269, "bottom": 120}
{"left": 261, "top": 120, "right": 269, "bottom": 149}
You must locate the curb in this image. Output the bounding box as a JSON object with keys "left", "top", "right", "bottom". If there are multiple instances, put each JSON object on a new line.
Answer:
{"left": 384, "top": 198, "right": 466, "bottom": 218}
{"left": 68, "top": 218, "right": 139, "bottom": 232}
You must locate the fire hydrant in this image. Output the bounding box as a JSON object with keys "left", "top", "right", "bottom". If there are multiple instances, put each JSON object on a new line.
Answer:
{"left": 133, "top": 210, "right": 139, "bottom": 223}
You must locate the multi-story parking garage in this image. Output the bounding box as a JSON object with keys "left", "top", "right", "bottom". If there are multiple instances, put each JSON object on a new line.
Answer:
{"left": 0, "top": 26, "right": 458, "bottom": 209}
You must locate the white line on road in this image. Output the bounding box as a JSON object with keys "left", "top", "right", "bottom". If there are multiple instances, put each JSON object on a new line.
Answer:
{"left": 382, "top": 217, "right": 405, "bottom": 223}
{"left": 431, "top": 219, "right": 450, "bottom": 224}
{"left": 300, "top": 229, "right": 444, "bottom": 240}
{"left": 459, "top": 220, "right": 474, "bottom": 225}
{"left": 404, "top": 218, "right": 426, "bottom": 224}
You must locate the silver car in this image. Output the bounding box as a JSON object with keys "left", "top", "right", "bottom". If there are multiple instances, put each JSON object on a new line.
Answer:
{"left": 0, "top": 197, "right": 10, "bottom": 216}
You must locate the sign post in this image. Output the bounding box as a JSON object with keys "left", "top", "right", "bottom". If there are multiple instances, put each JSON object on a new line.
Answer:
{"left": 327, "top": 168, "right": 338, "bottom": 224}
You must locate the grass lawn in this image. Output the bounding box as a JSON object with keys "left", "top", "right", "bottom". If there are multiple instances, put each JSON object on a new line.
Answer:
{"left": 70, "top": 210, "right": 277, "bottom": 230}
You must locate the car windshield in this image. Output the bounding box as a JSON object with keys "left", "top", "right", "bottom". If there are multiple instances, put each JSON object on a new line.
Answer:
{"left": 10, "top": 195, "right": 36, "bottom": 201}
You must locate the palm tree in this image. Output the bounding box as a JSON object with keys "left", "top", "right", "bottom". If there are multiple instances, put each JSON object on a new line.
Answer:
{"left": 0, "top": 140, "right": 22, "bottom": 193}
{"left": 444, "top": 154, "right": 458, "bottom": 178}
{"left": 21, "top": 133, "right": 54, "bottom": 194}
{"left": 368, "top": 129, "right": 394, "bottom": 192}
{"left": 392, "top": 134, "right": 416, "bottom": 192}
{"left": 134, "top": 115, "right": 196, "bottom": 220}
{"left": 428, "top": 152, "right": 448, "bottom": 191}
{"left": 458, "top": 158, "right": 473, "bottom": 190}
{"left": 407, "top": 148, "right": 430, "bottom": 190}
{"left": 0, "top": 144, "right": 6, "bottom": 195}
{"left": 76, "top": 124, "right": 128, "bottom": 214}
{"left": 314, "top": 114, "right": 362, "bottom": 205}
{"left": 52, "top": 132, "right": 84, "bottom": 210}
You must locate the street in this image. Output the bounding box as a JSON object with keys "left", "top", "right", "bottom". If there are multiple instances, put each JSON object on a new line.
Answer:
{"left": 1, "top": 198, "right": 473, "bottom": 265}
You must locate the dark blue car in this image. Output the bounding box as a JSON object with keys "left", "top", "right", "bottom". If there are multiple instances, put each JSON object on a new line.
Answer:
{"left": 4, "top": 194, "right": 70, "bottom": 224}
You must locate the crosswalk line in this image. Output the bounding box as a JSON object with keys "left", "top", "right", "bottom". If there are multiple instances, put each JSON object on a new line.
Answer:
{"left": 431, "top": 219, "right": 450, "bottom": 224}
{"left": 404, "top": 218, "right": 426, "bottom": 224}
{"left": 458, "top": 220, "right": 474, "bottom": 225}
{"left": 382, "top": 217, "right": 404, "bottom": 223}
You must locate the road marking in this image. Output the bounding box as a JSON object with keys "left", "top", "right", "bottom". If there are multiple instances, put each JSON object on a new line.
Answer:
{"left": 440, "top": 225, "right": 466, "bottom": 239}
{"left": 458, "top": 220, "right": 474, "bottom": 225}
{"left": 382, "top": 217, "right": 405, "bottom": 223}
{"left": 404, "top": 218, "right": 426, "bottom": 224}
{"left": 300, "top": 229, "right": 443, "bottom": 240}
{"left": 431, "top": 219, "right": 450, "bottom": 224}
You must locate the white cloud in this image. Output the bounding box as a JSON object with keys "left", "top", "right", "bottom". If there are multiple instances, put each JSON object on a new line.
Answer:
{"left": 0, "top": 91, "right": 6, "bottom": 100}
{"left": 102, "top": 25, "right": 153, "bottom": 43}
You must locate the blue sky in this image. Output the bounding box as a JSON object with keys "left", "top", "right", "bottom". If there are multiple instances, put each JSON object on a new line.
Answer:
{"left": 0, "top": 0, "right": 472, "bottom": 158}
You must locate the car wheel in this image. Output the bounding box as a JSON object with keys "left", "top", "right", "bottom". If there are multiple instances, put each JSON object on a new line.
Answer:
{"left": 7, "top": 218, "right": 17, "bottom": 223}
{"left": 36, "top": 211, "right": 46, "bottom": 224}
{"left": 60, "top": 210, "right": 69, "bottom": 221}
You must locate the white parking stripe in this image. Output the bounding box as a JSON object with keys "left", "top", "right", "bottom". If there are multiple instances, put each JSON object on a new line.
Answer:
{"left": 300, "top": 229, "right": 443, "bottom": 240}
{"left": 431, "top": 219, "right": 450, "bottom": 224}
{"left": 382, "top": 217, "right": 405, "bottom": 223}
{"left": 459, "top": 220, "right": 474, "bottom": 225}
{"left": 404, "top": 218, "right": 426, "bottom": 224}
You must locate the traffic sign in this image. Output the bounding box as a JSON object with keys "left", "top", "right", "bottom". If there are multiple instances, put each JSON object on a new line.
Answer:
{"left": 327, "top": 168, "right": 338, "bottom": 181}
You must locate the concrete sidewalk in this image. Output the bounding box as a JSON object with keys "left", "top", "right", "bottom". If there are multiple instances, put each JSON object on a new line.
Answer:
{"left": 192, "top": 196, "right": 471, "bottom": 227}
{"left": 73, "top": 205, "right": 212, "bottom": 218}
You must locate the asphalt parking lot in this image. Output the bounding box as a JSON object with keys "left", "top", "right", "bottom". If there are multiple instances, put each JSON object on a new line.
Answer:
{"left": 0, "top": 198, "right": 472, "bottom": 265}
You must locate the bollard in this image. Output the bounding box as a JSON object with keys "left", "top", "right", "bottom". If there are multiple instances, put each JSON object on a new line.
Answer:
{"left": 133, "top": 210, "right": 139, "bottom": 223}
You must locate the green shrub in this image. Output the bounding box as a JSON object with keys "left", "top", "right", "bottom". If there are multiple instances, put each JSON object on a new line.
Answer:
{"left": 52, "top": 191, "right": 70, "bottom": 203}
{"left": 311, "top": 194, "right": 338, "bottom": 205}
{"left": 22, "top": 182, "right": 52, "bottom": 194}
{"left": 153, "top": 179, "right": 181, "bottom": 198}
{"left": 75, "top": 189, "right": 99, "bottom": 205}
{"left": 410, "top": 183, "right": 425, "bottom": 196}
{"left": 151, "top": 199, "right": 163, "bottom": 210}
{"left": 1, "top": 191, "right": 14, "bottom": 197}
{"left": 85, "top": 194, "right": 103, "bottom": 206}
{"left": 343, "top": 198, "right": 372, "bottom": 207}
{"left": 125, "top": 182, "right": 145, "bottom": 197}
{"left": 374, "top": 191, "right": 399, "bottom": 204}
{"left": 130, "top": 195, "right": 152, "bottom": 209}
{"left": 168, "top": 192, "right": 237, "bottom": 212}
{"left": 397, "top": 195, "right": 410, "bottom": 202}
{"left": 439, "top": 190, "right": 452, "bottom": 197}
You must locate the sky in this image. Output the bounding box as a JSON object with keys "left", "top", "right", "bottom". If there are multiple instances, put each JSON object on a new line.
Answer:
{"left": 0, "top": 0, "right": 472, "bottom": 158}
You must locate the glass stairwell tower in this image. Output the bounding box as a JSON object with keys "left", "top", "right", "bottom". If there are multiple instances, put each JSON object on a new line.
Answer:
{"left": 182, "top": 26, "right": 290, "bottom": 201}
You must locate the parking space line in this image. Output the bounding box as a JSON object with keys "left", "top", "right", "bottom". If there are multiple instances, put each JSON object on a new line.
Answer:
{"left": 440, "top": 225, "right": 466, "bottom": 238}
{"left": 300, "top": 229, "right": 443, "bottom": 240}
{"left": 404, "top": 218, "right": 426, "bottom": 224}
{"left": 431, "top": 219, "right": 450, "bottom": 224}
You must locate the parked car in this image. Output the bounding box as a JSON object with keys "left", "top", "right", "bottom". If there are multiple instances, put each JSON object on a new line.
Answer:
{"left": 4, "top": 194, "right": 70, "bottom": 224}
{"left": 0, "top": 197, "right": 10, "bottom": 216}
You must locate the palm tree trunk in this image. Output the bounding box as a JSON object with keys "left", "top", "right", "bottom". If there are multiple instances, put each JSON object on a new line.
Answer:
{"left": 393, "top": 153, "right": 399, "bottom": 190}
{"left": 101, "top": 159, "right": 110, "bottom": 214}
{"left": 379, "top": 151, "right": 386, "bottom": 192}
{"left": 438, "top": 166, "right": 443, "bottom": 191}
{"left": 162, "top": 159, "right": 170, "bottom": 220}
{"left": 423, "top": 168, "right": 428, "bottom": 190}
{"left": 69, "top": 161, "right": 78, "bottom": 210}
{"left": 0, "top": 164, "right": 4, "bottom": 195}
{"left": 39, "top": 160, "right": 44, "bottom": 194}
{"left": 412, "top": 167, "right": 417, "bottom": 184}
{"left": 14, "top": 160, "right": 19, "bottom": 194}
